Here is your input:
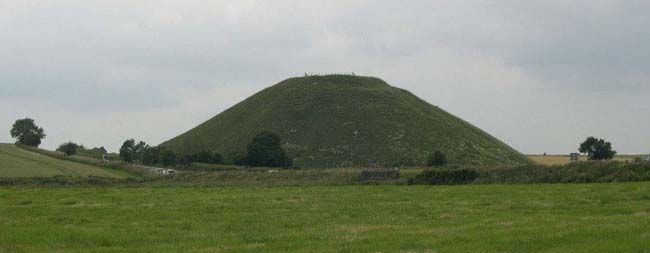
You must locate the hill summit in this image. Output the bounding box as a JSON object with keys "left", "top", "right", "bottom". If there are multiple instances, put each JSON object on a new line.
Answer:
{"left": 160, "top": 75, "right": 529, "bottom": 168}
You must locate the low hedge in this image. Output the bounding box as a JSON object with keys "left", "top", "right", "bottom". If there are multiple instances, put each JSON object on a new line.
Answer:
{"left": 408, "top": 169, "right": 479, "bottom": 185}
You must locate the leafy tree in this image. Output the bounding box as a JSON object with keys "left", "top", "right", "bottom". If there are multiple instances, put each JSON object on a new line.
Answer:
{"left": 427, "top": 150, "right": 448, "bottom": 167}
{"left": 212, "top": 152, "right": 224, "bottom": 164}
{"left": 141, "top": 147, "right": 161, "bottom": 165}
{"left": 160, "top": 149, "right": 177, "bottom": 167}
{"left": 119, "top": 139, "right": 136, "bottom": 162}
{"left": 245, "top": 131, "right": 293, "bottom": 168}
{"left": 197, "top": 151, "right": 213, "bottom": 163}
{"left": 134, "top": 141, "right": 148, "bottom": 161}
{"left": 230, "top": 152, "right": 248, "bottom": 166}
{"left": 579, "top": 137, "right": 617, "bottom": 160}
{"left": 179, "top": 153, "right": 198, "bottom": 165}
{"left": 10, "top": 118, "right": 46, "bottom": 147}
{"left": 57, "top": 142, "right": 78, "bottom": 156}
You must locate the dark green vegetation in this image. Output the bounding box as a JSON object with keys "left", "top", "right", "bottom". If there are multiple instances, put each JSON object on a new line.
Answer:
{"left": 118, "top": 138, "right": 225, "bottom": 167}
{"left": 119, "top": 139, "right": 148, "bottom": 163}
{"left": 161, "top": 75, "right": 530, "bottom": 168}
{"left": 426, "top": 150, "right": 448, "bottom": 167}
{"left": 476, "top": 161, "right": 650, "bottom": 184}
{"left": 56, "top": 142, "right": 78, "bottom": 156}
{"left": 0, "top": 144, "right": 124, "bottom": 178}
{"left": 410, "top": 169, "right": 479, "bottom": 185}
{"left": 579, "top": 136, "right": 617, "bottom": 160}
{"left": 244, "top": 131, "right": 293, "bottom": 168}
{"left": 5, "top": 143, "right": 650, "bottom": 187}
{"left": 2, "top": 183, "right": 650, "bottom": 252}
{"left": 9, "top": 118, "right": 45, "bottom": 147}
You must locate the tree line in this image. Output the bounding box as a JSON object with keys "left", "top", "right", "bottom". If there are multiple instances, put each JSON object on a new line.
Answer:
{"left": 117, "top": 130, "right": 293, "bottom": 168}
{"left": 9, "top": 118, "right": 623, "bottom": 169}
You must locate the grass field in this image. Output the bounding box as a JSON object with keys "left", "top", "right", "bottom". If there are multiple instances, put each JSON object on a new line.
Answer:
{"left": 2, "top": 183, "right": 650, "bottom": 252}
{"left": 0, "top": 144, "right": 126, "bottom": 178}
{"left": 527, "top": 154, "right": 645, "bottom": 165}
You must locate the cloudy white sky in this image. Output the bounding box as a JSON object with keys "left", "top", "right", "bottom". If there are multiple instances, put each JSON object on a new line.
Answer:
{"left": 1, "top": 0, "right": 648, "bottom": 154}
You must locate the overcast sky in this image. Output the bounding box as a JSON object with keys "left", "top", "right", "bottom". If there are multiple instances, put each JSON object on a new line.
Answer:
{"left": 1, "top": 0, "right": 648, "bottom": 154}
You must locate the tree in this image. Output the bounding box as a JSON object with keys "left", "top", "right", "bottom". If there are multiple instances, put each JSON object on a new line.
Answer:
{"left": 245, "top": 131, "right": 293, "bottom": 168}
{"left": 427, "top": 151, "right": 448, "bottom": 167}
{"left": 579, "top": 137, "right": 617, "bottom": 160}
{"left": 57, "top": 142, "right": 78, "bottom": 156}
{"left": 230, "top": 152, "right": 248, "bottom": 166}
{"left": 160, "top": 149, "right": 177, "bottom": 167}
{"left": 133, "top": 141, "right": 148, "bottom": 161}
{"left": 10, "top": 118, "right": 46, "bottom": 147}
{"left": 141, "top": 147, "right": 160, "bottom": 165}
{"left": 197, "top": 151, "right": 213, "bottom": 164}
{"left": 179, "top": 153, "right": 198, "bottom": 165}
{"left": 119, "top": 139, "right": 136, "bottom": 162}
{"left": 212, "top": 152, "right": 224, "bottom": 164}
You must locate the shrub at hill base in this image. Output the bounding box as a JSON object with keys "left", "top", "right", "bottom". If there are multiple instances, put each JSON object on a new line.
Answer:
{"left": 244, "top": 131, "right": 293, "bottom": 168}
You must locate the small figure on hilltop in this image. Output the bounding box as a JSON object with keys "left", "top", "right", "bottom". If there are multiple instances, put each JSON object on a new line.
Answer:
{"left": 579, "top": 137, "right": 616, "bottom": 161}
{"left": 10, "top": 118, "right": 46, "bottom": 147}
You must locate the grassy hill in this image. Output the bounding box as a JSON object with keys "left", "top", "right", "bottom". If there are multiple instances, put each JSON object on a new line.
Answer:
{"left": 161, "top": 75, "right": 530, "bottom": 168}
{"left": 0, "top": 144, "right": 124, "bottom": 178}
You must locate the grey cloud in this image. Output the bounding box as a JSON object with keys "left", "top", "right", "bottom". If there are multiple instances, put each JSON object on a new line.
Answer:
{"left": 0, "top": 0, "right": 648, "bottom": 154}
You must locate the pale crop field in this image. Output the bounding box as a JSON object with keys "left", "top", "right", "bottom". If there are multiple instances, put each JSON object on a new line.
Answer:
{"left": 0, "top": 144, "right": 124, "bottom": 178}
{"left": 527, "top": 154, "right": 641, "bottom": 165}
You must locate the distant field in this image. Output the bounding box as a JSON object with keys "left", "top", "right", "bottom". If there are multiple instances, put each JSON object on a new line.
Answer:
{"left": 0, "top": 144, "right": 124, "bottom": 178}
{"left": 1, "top": 183, "right": 650, "bottom": 252}
{"left": 527, "top": 154, "right": 645, "bottom": 165}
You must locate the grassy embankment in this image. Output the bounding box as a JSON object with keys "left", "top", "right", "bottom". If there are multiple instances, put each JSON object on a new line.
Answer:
{"left": 1, "top": 183, "right": 650, "bottom": 252}
{"left": 0, "top": 144, "right": 127, "bottom": 178}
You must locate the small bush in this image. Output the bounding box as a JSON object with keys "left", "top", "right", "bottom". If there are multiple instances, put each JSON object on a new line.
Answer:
{"left": 57, "top": 142, "right": 78, "bottom": 156}
{"left": 410, "top": 169, "right": 479, "bottom": 185}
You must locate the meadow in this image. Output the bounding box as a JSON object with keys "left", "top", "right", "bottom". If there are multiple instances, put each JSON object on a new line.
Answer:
{"left": 0, "top": 144, "right": 125, "bottom": 178}
{"left": 2, "top": 183, "right": 650, "bottom": 252}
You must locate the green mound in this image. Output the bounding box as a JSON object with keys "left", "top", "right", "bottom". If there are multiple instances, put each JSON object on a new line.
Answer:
{"left": 160, "top": 75, "right": 529, "bottom": 168}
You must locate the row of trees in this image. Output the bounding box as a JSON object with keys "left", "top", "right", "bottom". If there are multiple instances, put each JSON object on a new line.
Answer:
{"left": 117, "top": 131, "right": 294, "bottom": 168}
{"left": 8, "top": 118, "right": 622, "bottom": 168}
{"left": 118, "top": 140, "right": 189, "bottom": 166}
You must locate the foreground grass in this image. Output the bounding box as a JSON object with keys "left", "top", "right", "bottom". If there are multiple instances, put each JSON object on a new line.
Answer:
{"left": 0, "top": 144, "right": 125, "bottom": 178}
{"left": 2, "top": 183, "right": 650, "bottom": 252}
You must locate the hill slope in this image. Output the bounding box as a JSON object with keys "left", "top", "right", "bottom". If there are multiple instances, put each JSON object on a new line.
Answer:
{"left": 0, "top": 144, "right": 123, "bottom": 178}
{"left": 161, "top": 75, "right": 530, "bottom": 168}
